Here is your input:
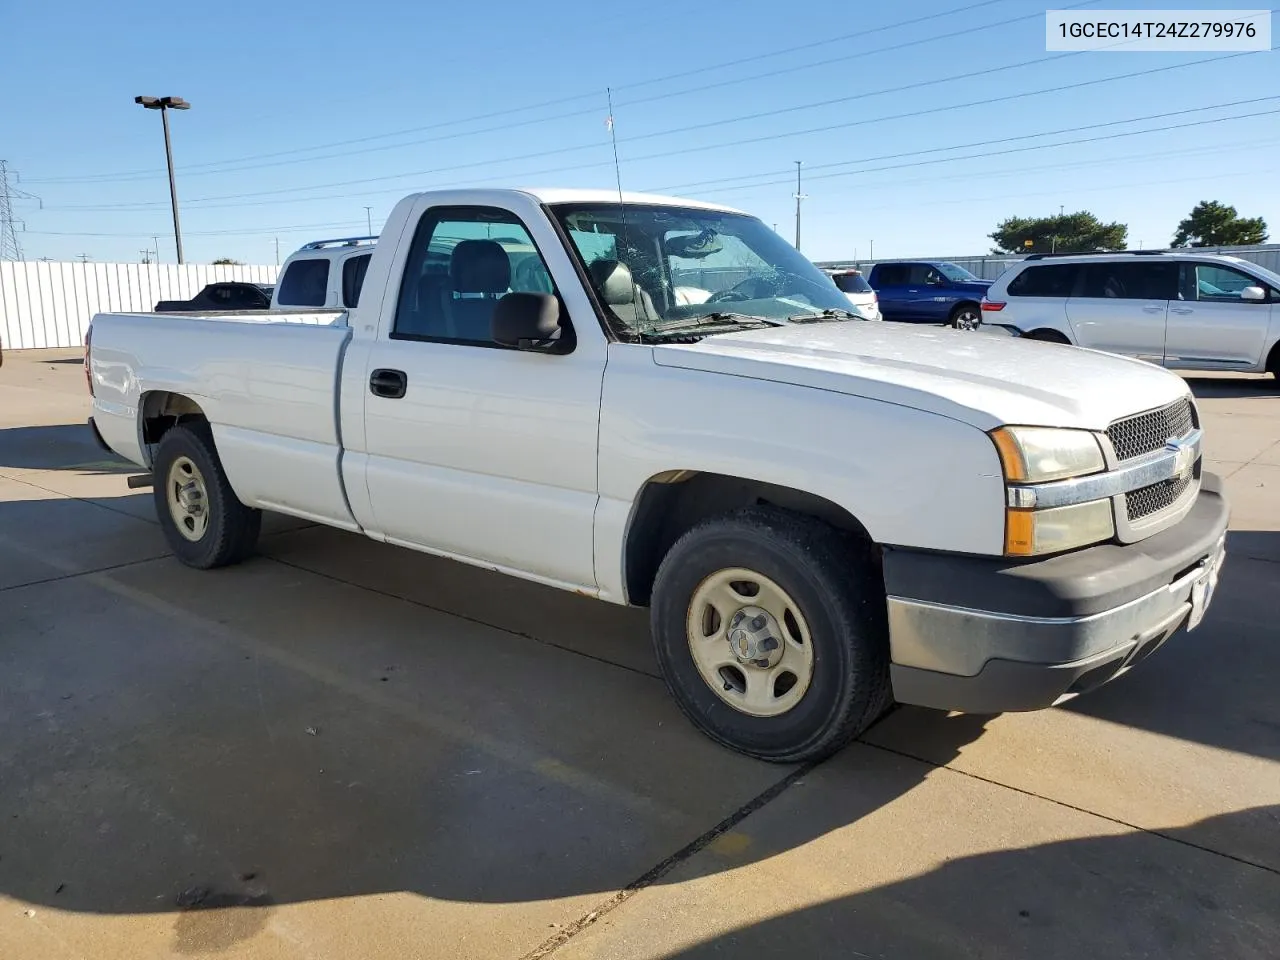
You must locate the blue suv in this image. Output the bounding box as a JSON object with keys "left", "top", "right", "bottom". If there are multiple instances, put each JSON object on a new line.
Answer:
{"left": 866, "top": 261, "right": 992, "bottom": 329}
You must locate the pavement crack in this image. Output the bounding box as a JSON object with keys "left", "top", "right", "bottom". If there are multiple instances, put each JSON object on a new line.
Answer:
{"left": 0, "top": 553, "right": 168, "bottom": 594}
{"left": 517, "top": 761, "right": 817, "bottom": 960}
{"left": 858, "top": 739, "right": 1280, "bottom": 878}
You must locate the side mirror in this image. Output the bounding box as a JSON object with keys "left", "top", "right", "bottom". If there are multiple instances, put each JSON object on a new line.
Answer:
{"left": 492, "top": 292, "right": 564, "bottom": 351}
{"left": 1241, "top": 285, "right": 1267, "bottom": 302}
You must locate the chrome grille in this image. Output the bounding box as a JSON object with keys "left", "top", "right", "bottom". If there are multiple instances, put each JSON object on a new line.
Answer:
{"left": 1107, "top": 398, "right": 1195, "bottom": 462}
{"left": 1125, "top": 462, "right": 1199, "bottom": 521}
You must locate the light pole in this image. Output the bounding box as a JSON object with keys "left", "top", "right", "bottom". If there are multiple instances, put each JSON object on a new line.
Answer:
{"left": 793, "top": 161, "right": 807, "bottom": 251}
{"left": 135, "top": 96, "right": 190, "bottom": 264}
{"left": 364, "top": 206, "right": 373, "bottom": 235}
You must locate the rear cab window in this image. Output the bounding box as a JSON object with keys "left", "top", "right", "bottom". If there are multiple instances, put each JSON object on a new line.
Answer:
{"left": 343, "top": 253, "right": 372, "bottom": 308}
{"left": 277, "top": 257, "right": 331, "bottom": 307}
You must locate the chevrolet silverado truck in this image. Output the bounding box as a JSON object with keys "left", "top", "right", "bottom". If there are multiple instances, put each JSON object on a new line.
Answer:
{"left": 84, "top": 188, "right": 1229, "bottom": 762}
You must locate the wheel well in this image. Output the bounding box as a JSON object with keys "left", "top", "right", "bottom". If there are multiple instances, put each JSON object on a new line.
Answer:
{"left": 623, "top": 471, "right": 876, "bottom": 606}
{"left": 950, "top": 300, "right": 980, "bottom": 315}
{"left": 140, "top": 391, "right": 209, "bottom": 449}
{"left": 1266, "top": 339, "right": 1280, "bottom": 376}
{"left": 1026, "top": 328, "right": 1070, "bottom": 344}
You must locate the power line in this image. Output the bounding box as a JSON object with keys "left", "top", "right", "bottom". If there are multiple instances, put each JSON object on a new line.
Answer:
{"left": 649, "top": 94, "right": 1280, "bottom": 195}
{"left": 21, "top": 0, "right": 1086, "bottom": 186}
{"left": 680, "top": 105, "right": 1280, "bottom": 198}
{"left": 43, "top": 49, "right": 1253, "bottom": 214}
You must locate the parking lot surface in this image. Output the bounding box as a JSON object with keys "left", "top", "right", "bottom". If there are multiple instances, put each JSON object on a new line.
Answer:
{"left": 2, "top": 348, "right": 1278, "bottom": 959}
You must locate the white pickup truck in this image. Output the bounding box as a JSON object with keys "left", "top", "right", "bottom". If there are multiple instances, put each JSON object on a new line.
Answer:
{"left": 84, "top": 187, "right": 1229, "bottom": 762}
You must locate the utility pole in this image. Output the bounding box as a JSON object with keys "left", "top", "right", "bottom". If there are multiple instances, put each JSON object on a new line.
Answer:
{"left": 140, "top": 249, "right": 152, "bottom": 264}
{"left": 273, "top": 237, "right": 280, "bottom": 265}
{"left": 77, "top": 253, "right": 91, "bottom": 262}
{"left": 870, "top": 239, "right": 875, "bottom": 260}
{"left": 135, "top": 96, "right": 191, "bottom": 264}
{"left": 364, "top": 206, "right": 373, "bottom": 235}
{"left": 793, "top": 161, "right": 806, "bottom": 251}
{"left": 153, "top": 236, "right": 161, "bottom": 264}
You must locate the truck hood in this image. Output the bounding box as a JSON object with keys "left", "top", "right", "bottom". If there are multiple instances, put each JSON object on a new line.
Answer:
{"left": 650, "top": 322, "right": 1190, "bottom": 431}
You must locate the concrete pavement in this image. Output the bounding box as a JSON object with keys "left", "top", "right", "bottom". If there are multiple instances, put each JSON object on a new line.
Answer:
{"left": 1, "top": 349, "right": 1277, "bottom": 959}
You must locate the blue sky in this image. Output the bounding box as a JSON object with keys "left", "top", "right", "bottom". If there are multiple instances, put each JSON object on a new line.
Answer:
{"left": 2, "top": 0, "right": 1276, "bottom": 264}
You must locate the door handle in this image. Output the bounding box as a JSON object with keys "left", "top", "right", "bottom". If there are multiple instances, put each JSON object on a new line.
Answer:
{"left": 1142, "top": 305, "right": 1165, "bottom": 313}
{"left": 1171, "top": 307, "right": 1194, "bottom": 315}
{"left": 369, "top": 368, "right": 407, "bottom": 399}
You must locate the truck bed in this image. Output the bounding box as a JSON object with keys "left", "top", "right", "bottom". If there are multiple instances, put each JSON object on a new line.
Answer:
{"left": 88, "top": 309, "right": 360, "bottom": 530}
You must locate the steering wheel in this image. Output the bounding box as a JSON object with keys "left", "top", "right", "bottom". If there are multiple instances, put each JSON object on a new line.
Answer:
{"left": 707, "top": 277, "right": 770, "bottom": 304}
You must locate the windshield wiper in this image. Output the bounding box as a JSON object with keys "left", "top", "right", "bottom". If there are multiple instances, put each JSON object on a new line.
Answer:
{"left": 643, "top": 312, "right": 787, "bottom": 338}
{"left": 785, "top": 308, "right": 861, "bottom": 323}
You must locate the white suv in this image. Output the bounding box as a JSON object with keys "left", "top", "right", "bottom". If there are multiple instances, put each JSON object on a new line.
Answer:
{"left": 271, "top": 236, "right": 376, "bottom": 311}
{"left": 981, "top": 252, "right": 1280, "bottom": 377}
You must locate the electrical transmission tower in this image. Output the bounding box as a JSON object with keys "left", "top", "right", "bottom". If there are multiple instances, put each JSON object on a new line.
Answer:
{"left": 0, "top": 161, "right": 25, "bottom": 261}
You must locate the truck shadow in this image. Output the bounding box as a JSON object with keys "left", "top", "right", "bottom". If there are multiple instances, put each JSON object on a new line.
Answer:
{"left": 0, "top": 422, "right": 137, "bottom": 475}
{"left": 645, "top": 804, "right": 1280, "bottom": 960}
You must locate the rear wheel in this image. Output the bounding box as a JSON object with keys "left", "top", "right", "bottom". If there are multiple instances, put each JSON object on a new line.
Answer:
{"left": 152, "top": 423, "right": 261, "bottom": 569}
{"left": 948, "top": 303, "right": 982, "bottom": 330}
{"left": 650, "top": 507, "right": 890, "bottom": 763}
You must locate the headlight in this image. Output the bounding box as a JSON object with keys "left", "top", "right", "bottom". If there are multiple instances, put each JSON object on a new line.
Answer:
{"left": 991, "top": 427, "right": 1112, "bottom": 556}
{"left": 1005, "top": 500, "right": 1115, "bottom": 556}
{"left": 990, "top": 426, "right": 1105, "bottom": 483}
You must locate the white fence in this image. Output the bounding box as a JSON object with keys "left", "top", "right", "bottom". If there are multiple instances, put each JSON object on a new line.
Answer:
{"left": 0, "top": 261, "right": 280, "bottom": 351}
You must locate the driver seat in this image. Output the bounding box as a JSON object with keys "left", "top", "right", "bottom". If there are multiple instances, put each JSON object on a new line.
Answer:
{"left": 588, "top": 259, "right": 657, "bottom": 329}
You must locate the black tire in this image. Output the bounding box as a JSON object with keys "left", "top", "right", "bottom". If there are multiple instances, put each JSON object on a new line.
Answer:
{"left": 948, "top": 302, "right": 982, "bottom": 331}
{"left": 152, "top": 423, "right": 262, "bottom": 569}
{"left": 650, "top": 507, "right": 890, "bottom": 763}
{"left": 1025, "top": 328, "right": 1070, "bottom": 344}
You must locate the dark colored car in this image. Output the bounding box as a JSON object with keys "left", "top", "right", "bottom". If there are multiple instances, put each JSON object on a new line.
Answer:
{"left": 866, "top": 261, "right": 992, "bottom": 329}
{"left": 155, "top": 282, "right": 273, "bottom": 313}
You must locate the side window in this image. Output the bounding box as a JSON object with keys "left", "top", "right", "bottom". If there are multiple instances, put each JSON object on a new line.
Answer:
{"left": 1007, "top": 264, "right": 1079, "bottom": 297}
{"left": 1193, "top": 264, "right": 1266, "bottom": 302}
{"left": 342, "top": 253, "right": 372, "bottom": 308}
{"left": 874, "top": 264, "right": 908, "bottom": 285}
{"left": 392, "top": 206, "right": 560, "bottom": 346}
{"left": 907, "top": 264, "right": 942, "bottom": 285}
{"left": 277, "top": 258, "right": 330, "bottom": 307}
{"left": 833, "top": 272, "right": 872, "bottom": 294}
{"left": 1079, "top": 262, "right": 1178, "bottom": 300}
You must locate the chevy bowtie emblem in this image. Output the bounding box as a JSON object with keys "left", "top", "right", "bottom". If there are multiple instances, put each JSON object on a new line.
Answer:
{"left": 1165, "top": 438, "right": 1194, "bottom": 477}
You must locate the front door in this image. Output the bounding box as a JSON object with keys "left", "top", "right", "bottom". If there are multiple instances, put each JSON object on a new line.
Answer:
{"left": 358, "top": 203, "right": 605, "bottom": 590}
{"left": 1065, "top": 260, "right": 1178, "bottom": 362}
{"left": 1164, "top": 262, "right": 1276, "bottom": 369}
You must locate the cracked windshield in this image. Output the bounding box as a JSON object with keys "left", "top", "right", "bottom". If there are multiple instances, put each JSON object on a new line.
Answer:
{"left": 554, "top": 204, "right": 855, "bottom": 336}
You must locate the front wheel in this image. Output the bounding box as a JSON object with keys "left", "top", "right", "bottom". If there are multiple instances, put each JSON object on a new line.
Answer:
{"left": 650, "top": 507, "right": 890, "bottom": 762}
{"left": 948, "top": 303, "right": 982, "bottom": 330}
{"left": 152, "top": 423, "right": 262, "bottom": 569}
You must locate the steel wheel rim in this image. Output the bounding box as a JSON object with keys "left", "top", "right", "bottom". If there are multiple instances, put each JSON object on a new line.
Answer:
{"left": 686, "top": 567, "right": 815, "bottom": 717}
{"left": 166, "top": 455, "right": 210, "bottom": 542}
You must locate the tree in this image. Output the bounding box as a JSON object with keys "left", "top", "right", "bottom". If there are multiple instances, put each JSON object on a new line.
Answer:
{"left": 212, "top": 257, "right": 242, "bottom": 265}
{"left": 1171, "top": 201, "right": 1268, "bottom": 248}
{"left": 989, "top": 211, "right": 1127, "bottom": 255}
